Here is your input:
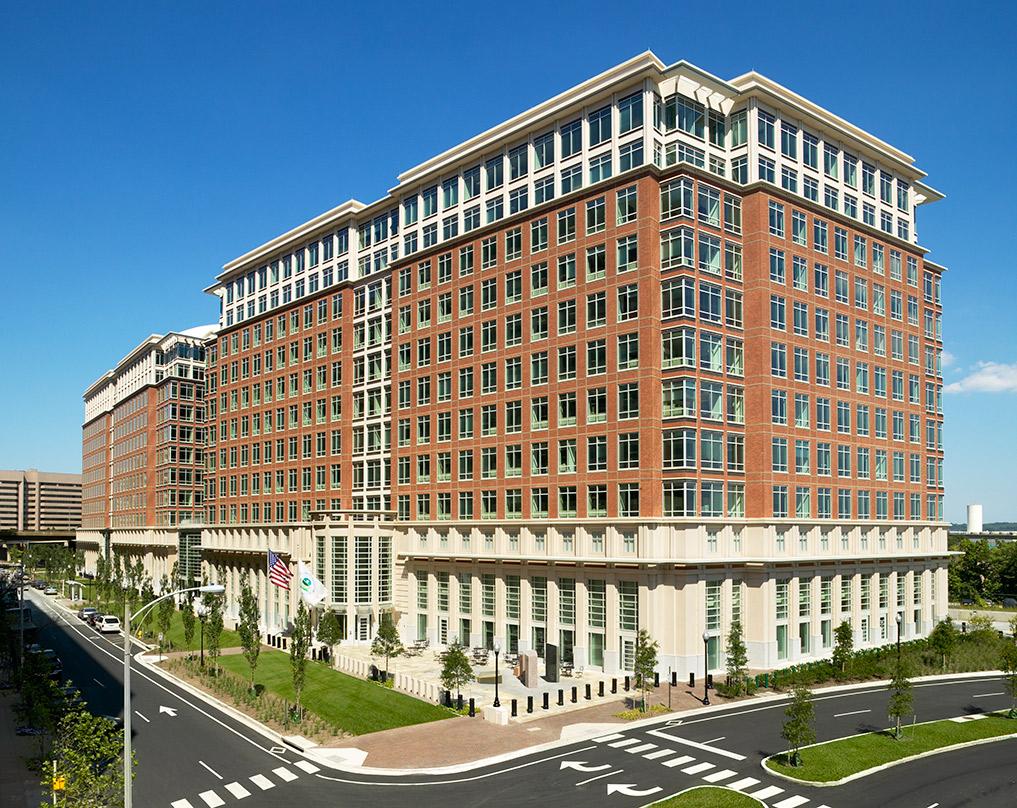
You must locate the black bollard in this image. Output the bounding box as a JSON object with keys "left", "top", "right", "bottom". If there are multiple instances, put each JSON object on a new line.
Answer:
{"left": 511, "top": 698, "right": 518, "bottom": 717}
{"left": 469, "top": 698, "right": 475, "bottom": 717}
{"left": 444, "top": 689, "right": 452, "bottom": 707}
{"left": 598, "top": 681, "right": 605, "bottom": 697}
{"left": 527, "top": 695, "right": 533, "bottom": 714}
{"left": 707, "top": 673, "right": 713, "bottom": 690}
{"left": 457, "top": 693, "right": 463, "bottom": 711}
{"left": 671, "top": 671, "right": 677, "bottom": 687}
{"left": 542, "top": 692, "right": 549, "bottom": 710}
{"left": 624, "top": 675, "right": 630, "bottom": 691}
{"left": 689, "top": 672, "right": 695, "bottom": 688}
{"left": 571, "top": 686, "right": 577, "bottom": 703}
{"left": 654, "top": 672, "right": 660, "bottom": 688}
{"left": 558, "top": 689, "right": 564, "bottom": 706}
{"left": 611, "top": 678, "right": 617, "bottom": 694}
{"left": 585, "top": 683, "right": 591, "bottom": 700}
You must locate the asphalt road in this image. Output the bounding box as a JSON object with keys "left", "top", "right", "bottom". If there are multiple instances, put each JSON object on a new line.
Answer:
{"left": 25, "top": 590, "right": 1017, "bottom": 808}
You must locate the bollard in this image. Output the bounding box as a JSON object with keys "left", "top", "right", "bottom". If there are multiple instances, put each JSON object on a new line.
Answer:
{"left": 527, "top": 695, "right": 533, "bottom": 714}
{"left": 511, "top": 698, "right": 518, "bottom": 717}
{"left": 962, "top": 621, "right": 967, "bottom": 634}
{"left": 281, "top": 638, "right": 287, "bottom": 651}
{"left": 571, "top": 686, "right": 577, "bottom": 703}
{"left": 585, "top": 683, "right": 591, "bottom": 700}
{"left": 707, "top": 673, "right": 713, "bottom": 690}
{"left": 598, "top": 681, "right": 605, "bottom": 697}
{"left": 542, "top": 692, "right": 549, "bottom": 710}
{"left": 611, "top": 678, "right": 617, "bottom": 694}
{"left": 654, "top": 672, "right": 660, "bottom": 688}
{"left": 469, "top": 698, "right": 475, "bottom": 717}
{"left": 457, "top": 693, "right": 463, "bottom": 711}
{"left": 689, "top": 672, "right": 695, "bottom": 688}
{"left": 671, "top": 671, "right": 677, "bottom": 687}
{"left": 624, "top": 675, "right": 630, "bottom": 691}
{"left": 558, "top": 689, "right": 564, "bottom": 706}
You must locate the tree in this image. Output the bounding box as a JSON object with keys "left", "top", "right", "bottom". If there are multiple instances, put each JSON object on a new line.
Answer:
{"left": 202, "top": 584, "right": 224, "bottom": 676}
{"left": 887, "top": 656, "right": 913, "bottom": 739}
{"left": 44, "top": 709, "right": 133, "bottom": 808}
{"left": 156, "top": 575, "right": 174, "bottom": 658}
{"left": 832, "top": 621, "right": 854, "bottom": 674}
{"left": 139, "top": 579, "right": 156, "bottom": 637}
{"left": 180, "top": 597, "right": 196, "bottom": 654}
{"left": 968, "top": 612, "right": 995, "bottom": 635}
{"left": 439, "top": 639, "right": 474, "bottom": 701}
{"left": 237, "top": 572, "right": 261, "bottom": 692}
{"left": 1001, "top": 642, "right": 1017, "bottom": 719}
{"left": 725, "top": 620, "right": 749, "bottom": 695}
{"left": 632, "top": 629, "right": 659, "bottom": 712}
{"left": 781, "top": 681, "right": 816, "bottom": 767}
{"left": 316, "top": 610, "right": 343, "bottom": 668}
{"left": 928, "top": 616, "right": 958, "bottom": 672}
{"left": 371, "top": 613, "right": 404, "bottom": 677}
{"left": 1010, "top": 614, "right": 1017, "bottom": 640}
{"left": 290, "top": 600, "right": 310, "bottom": 718}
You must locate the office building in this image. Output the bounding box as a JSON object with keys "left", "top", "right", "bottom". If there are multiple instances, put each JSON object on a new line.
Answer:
{"left": 0, "top": 469, "right": 82, "bottom": 531}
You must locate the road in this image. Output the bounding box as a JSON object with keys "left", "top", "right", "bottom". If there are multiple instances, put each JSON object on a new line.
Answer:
{"left": 26, "top": 590, "right": 1017, "bottom": 807}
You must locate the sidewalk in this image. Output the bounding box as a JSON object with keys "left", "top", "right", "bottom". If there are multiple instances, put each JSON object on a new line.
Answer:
{"left": 0, "top": 690, "right": 44, "bottom": 808}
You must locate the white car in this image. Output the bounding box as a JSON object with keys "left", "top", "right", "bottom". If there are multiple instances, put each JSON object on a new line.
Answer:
{"left": 44, "top": 587, "right": 58, "bottom": 596}
{"left": 99, "top": 615, "right": 122, "bottom": 634}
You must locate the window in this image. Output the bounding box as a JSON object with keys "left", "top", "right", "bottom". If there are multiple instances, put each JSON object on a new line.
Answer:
{"left": 588, "top": 106, "right": 611, "bottom": 146}
{"left": 619, "top": 92, "right": 643, "bottom": 133}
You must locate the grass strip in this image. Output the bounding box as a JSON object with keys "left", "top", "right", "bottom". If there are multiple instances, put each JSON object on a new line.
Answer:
{"left": 766, "top": 711, "right": 1017, "bottom": 782}
{"left": 650, "top": 786, "right": 763, "bottom": 807}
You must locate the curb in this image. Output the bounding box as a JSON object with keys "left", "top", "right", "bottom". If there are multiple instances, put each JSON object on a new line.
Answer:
{"left": 760, "top": 726, "right": 1017, "bottom": 787}
{"left": 644, "top": 784, "right": 766, "bottom": 807}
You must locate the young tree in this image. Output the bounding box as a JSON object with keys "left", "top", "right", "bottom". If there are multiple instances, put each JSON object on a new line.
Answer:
{"left": 968, "top": 612, "right": 995, "bottom": 635}
{"left": 725, "top": 620, "right": 749, "bottom": 695}
{"left": 290, "top": 600, "right": 310, "bottom": 718}
{"left": 316, "top": 610, "right": 343, "bottom": 668}
{"left": 45, "top": 709, "right": 133, "bottom": 807}
{"left": 180, "top": 596, "right": 196, "bottom": 655}
{"left": 439, "top": 639, "right": 474, "bottom": 701}
{"left": 633, "top": 628, "right": 659, "bottom": 712}
{"left": 1001, "top": 642, "right": 1017, "bottom": 719}
{"left": 832, "top": 621, "right": 854, "bottom": 674}
{"left": 371, "top": 613, "right": 404, "bottom": 678}
{"left": 237, "top": 572, "right": 261, "bottom": 692}
{"left": 139, "top": 579, "right": 156, "bottom": 637}
{"left": 887, "top": 656, "right": 913, "bottom": 739}
{"left": 202, "top": 584, "right": 224, "bottom": 676}
{"left": 156, "top": 575, "right": 174, "bottom": 658}
{"left": 928, "top": 616, "right": 958, "bottom": 672}
{"left": 781, "top": 681, "right": 816, "bottom": 767}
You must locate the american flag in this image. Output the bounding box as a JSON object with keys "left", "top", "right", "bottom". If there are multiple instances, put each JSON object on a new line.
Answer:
{"left": 268, "top": 550, "right": 292, "bottom": 590}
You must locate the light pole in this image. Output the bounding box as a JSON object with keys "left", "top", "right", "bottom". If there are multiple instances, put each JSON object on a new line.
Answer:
{"left": 492, "top": 640, "right": 502, "bottom": 708}
{"left": 123, "top": 584, "right": 223, "bottom": 808}
{"left": 195, "top": 601, "right": 208, "bottom": 667}
{"left": 895, "top": 612, "right": 903, "bottom": 662}
{"left": 702, "top": 631, "right": 710, "bottom": 706}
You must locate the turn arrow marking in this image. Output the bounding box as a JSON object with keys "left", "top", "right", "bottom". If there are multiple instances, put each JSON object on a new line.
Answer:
{"left": 158, "top": 705, "right": 178, "bottom": 717}
{"left": 606, "top": 783, "right": 663, "bottom": 797}
{"left": 560, "top": 760, "right": 612, "bottom": 772}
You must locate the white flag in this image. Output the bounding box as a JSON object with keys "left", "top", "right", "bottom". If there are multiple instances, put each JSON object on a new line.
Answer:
{"left": 297, "top": 561, "right": 327, "bottom": 606}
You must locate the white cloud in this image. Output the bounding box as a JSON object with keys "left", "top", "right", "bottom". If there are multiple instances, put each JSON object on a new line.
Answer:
{"left": 941, "top": 350, "right": 956, "bottom": 367}
{"left": 944, "top": 361, "right": 1017, "bottom": 393}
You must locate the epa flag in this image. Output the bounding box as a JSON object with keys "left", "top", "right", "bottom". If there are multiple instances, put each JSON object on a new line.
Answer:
{"left": 297, "top": 561, "right": 327, "bottom": 606}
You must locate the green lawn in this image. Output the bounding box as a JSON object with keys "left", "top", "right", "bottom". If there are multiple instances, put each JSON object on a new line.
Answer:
{"left": 766, "top": 712, "right": 1017, "bottom": 783}
{"left": 651, "top": 787, "right": 762, "bottom": 807}
{"left": 76, "top": 594, "right": 240, "bottom": 651}
{"left": 218, "top": 649, "right": 453, "bottom": 735}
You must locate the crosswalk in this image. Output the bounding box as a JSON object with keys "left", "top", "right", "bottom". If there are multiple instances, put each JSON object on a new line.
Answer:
{"left": 169, "top": 759, "right": 320, "bottom": 807}
{"left": 591, "top": 733, "right": 830, "bottom": 807}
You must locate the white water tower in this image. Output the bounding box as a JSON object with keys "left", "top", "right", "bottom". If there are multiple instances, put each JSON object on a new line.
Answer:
{"left": 967, "top": 504, "right": 983, "bottom": 534}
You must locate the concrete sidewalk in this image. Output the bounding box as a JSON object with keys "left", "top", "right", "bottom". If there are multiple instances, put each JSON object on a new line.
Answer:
{"left": 0, "top": 690, "right": 44, "bottom": 808}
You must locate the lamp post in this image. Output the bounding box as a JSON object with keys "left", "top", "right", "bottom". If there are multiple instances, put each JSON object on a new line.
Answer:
{"left": 492, "top": 640, "right": 502, "bottom": 708}
{"left": 195, "top": 601, "right": 208, "bottom": 667}
{"left": 702, "top": 631, "right": 710, "bottom": 706}
{"left": 895, "top": 611, "right": 903, "bottom": 662}
{"left": 123, "top": 584, "right": 223, "bottom": 808}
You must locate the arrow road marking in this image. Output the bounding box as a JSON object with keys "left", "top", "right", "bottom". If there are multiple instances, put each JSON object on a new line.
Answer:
{"left": 133, "top": 710, "right": 149, "bottom": 723}
{"left": 575, "top": 769, "right": 624, "bottom": 786}
{"left": 606, "top": 783, "right": 663, "bottom": 797}
{"left": 561, "top": 760, "right": 612, "bottom": 773}
{"left": 159, "top": 705, "right": 178, "bottom": 717}
{"left": 269, "top": 746, "right": 287, "bottom": 754}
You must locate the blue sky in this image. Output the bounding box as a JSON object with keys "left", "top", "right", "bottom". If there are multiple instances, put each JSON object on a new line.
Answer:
{"left": 1, "top": 2, "right": 1014, "bottom": 523}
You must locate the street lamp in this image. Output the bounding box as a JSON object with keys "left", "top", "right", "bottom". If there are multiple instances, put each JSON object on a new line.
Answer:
{"left": 895, "top": 611, "right": 903, "bottom": 661}
{"left": 195, "top": 601, "right": 208, "bottom": 667}
{"left": 492, "top": 640, "right": 502, "bottom": 708}
{"left": 123, "top": 584, "right": 223, "bottom": 808}
{"left": 702, "top": 631, "right": 710, "bottom": 706}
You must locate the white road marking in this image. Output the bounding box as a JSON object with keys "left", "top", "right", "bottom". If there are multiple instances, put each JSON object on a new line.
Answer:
{"left": 199, "top": 761, "right": 223, "bottom": 779}
{"left": 170, "top": 801, "right": 194, "bottom": 808}
{"left": 751, "top": 785, "right": 785, "bottom": 800}
{"left": 92, "top": 677, "right": 104, "bottom": 687}
{"left": 575, "top": 769, "right": 623, "bottom": 786}
{"left": 682, "top": 762, "right": 715, "bottom": 775}
{"left": 926, "top": 804, "right": 940, "bottom": 808}
{"left": 272, "top": 766, "right": 298, "bottom": 782}
{"left": 727, "top": 777, "right": 760, "bottom": 791}
{"left": 593, "top": 733, "right": 625, "bottom": 743}
{"left": 643, "top": 749, "right": 676, "bottom": 760}
{"left": 702, "top": 769, "right": 738, "bottom": 782}
{"left": 834, "top": 709, "right": 871, "bottom": 717}
{"left": 134, "top": 710, "right": 150, "bottom": 723}
{"left": 198, "top": 791, "right": 225, "bottom": 808}
{"left": 701, "top": 736, "right": 725, "bottom": 744}
{"left": 773, "top": 796, "right": 810, "bottom": 808}
{"left": 608, "top": 737, "right": 640, "bottom": 748}
{"left": 973, "top": 692, "right": 1004, "bottom": 698}
{"left": 224, "top": 782, "right": 251, "bottom": 799}
{"left": 646, "top": 729, "right": 746, "bottom": 760}
{"left": 661, "top": 755, "right": 696, "bottom": 768}
{"left": 294, "top": 760, "right": 319, "bottom": 773}
{"left": 626, "top": 743, "right": 657, "bottom": 754}
{"left": 249, "top": 774, "right": 274, "bottom": 790}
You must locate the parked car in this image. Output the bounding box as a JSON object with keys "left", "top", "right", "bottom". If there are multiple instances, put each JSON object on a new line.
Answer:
{"left": 43, "top": 586, "right": 58, "bottom": 596}
{"left": 87, "top": 612, "right": 104, "bottom": 628}
{"left": 1003, "top": 597, "right": 1017, "bottom": 608}
{"left": 78, "top": 607, "right": 98, "bottom": 622}
{"left": 99, "top": 615, "right": 121, "bottom": 634}
{"left": 32, "top": 580, "right": 45, "bottom": 590}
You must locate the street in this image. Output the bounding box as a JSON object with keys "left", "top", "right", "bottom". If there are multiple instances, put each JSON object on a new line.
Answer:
{"left": 27, "top": 590, "right": 1017, "bottom": 808}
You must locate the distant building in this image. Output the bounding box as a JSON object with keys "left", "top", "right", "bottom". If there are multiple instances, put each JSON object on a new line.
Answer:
{"left": 967, "top": 504, "right": 983, "bottom": 534}
{"left": 0, "top": 469, "right": 82, "bottom": 531}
